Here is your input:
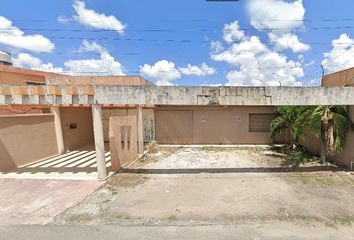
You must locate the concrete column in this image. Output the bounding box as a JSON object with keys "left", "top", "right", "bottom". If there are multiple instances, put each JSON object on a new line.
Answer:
{"left": 137, "top": 106, "right": 144, "bottom": 154}
{"left": 52, "top": 106, "right": 65, "bottom": 155}
{"left": 92, "top": 104, "right": 108, "bottom": 180}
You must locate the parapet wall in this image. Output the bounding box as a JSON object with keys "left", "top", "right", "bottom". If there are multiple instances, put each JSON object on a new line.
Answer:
{"left": 1, "top": 85, "right": 354, "bottom": 106}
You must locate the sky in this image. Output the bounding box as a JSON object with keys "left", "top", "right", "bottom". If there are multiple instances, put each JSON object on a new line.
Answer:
{"left": 1, "top": 0, "right": 354, "bottom": 86}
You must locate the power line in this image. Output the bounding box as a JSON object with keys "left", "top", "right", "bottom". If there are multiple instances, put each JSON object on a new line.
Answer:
{"left": 2, "top": 25, "right": 354, "bottom": 32}
{"left": 5, "top": 18, "right": 354, "bottom": 23}
{"left": 1, "top": 34, "right": 353, "bottom": 45}
{"left": 16, "top": 49, "right": 354, "bottom": 56}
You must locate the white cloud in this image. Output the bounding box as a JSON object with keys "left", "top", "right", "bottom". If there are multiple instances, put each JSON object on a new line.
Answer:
{"left": 321, "top": 33, "right": 354, "bottom": 72}
{"left": 13, "top": 40, "right": 125, "bottom": 76}
{"left": 211, "top": 33, "right": 304, "bottom": 86}
{"left": 64, "top": 40, "right": 125, "bottom": 76}
{"left": 247, "top": 0, "right": 305, "bottom": 32}
{"left": 223, "top": 21, "right": 245, "bottom": 43}
{"left": 247, "top": 0, "right": 309, "bottom": 53}
{"left": 13, "top": 53, "right": 63, "bottom": 73}
{"left": 72, "top": 0, "right": 126, "bottom": 34}
{"left": 269, "top": 32, "right": 310, "bottom": 53}
{"left": 78, "top": 39, "right": 107, "bottom": 53}
{"left": 140, "top": 60, "right": 181, "bottom": 86}
{"left": 0, "top": 16, "right": 54, "bottom": 53}
{"left": 57, "top": 15, "right": 71, "bottom": 24}
{"left": 179, "top": 63, "right": 216, "bottom": 76}
{"left": 210, "top": 41, "right": 224, "bottom": 53}
{"left": 202, "top": 83, "right": 222, "bottom": 87}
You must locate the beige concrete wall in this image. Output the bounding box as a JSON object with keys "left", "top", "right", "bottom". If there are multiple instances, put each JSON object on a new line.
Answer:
{"left": 334, "top": 106, "right": 354, "bottom": 168}
{"left": 60, "top": 107, "right": 94, "bottom": 151}
{"left": 192, "top": 107, "right": 275, "bottom": 144}
{"left": 0, "top": 114, "right": 57, "bottom": 171}
{"left": 300, "top": 131, "right": 322, "bottom": 155}
{"left": 156, "top": 106, "right": 283, "bottom": 144}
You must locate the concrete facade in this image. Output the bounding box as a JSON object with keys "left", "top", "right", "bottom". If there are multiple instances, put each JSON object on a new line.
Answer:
{"left": 0, "top": 114, "right": 58, "bottom": 171}
{"left": 1, "top": 85, "right": 354, "bottom": 106}
{"left": 94, "top": 86, "right": 354, "bottom": 106}
{"left": 60, "top": 107, "right": 94, "bottom": 151}
{"left": 155, "top": 106, "right": 286, "bottom": 145}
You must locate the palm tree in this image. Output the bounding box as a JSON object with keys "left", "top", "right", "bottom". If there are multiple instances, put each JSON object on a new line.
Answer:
{"left": 307, "top": 105, "right": 354, "bottom": 163}
{"left": 270, "top": 106, "right": 309, "bottom": 147}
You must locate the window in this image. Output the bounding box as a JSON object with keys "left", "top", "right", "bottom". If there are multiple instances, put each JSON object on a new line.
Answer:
{"left": 249, "top": 113, "right": 274, "bottom": 132}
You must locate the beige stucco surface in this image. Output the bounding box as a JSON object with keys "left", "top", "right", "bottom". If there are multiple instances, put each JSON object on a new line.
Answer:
{"left": 0, "top": 115, "right": 57, "bottom": 171}
{"left": 60, "top": 107, "right": 94, "bottom": 151}
{"left": 334, "top": 107, "right": 354, "bottom": 168}
{"left": 155, "top": 106, "right": 282, "bottom": 144}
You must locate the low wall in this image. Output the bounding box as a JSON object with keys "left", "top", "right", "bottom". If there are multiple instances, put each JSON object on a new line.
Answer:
{"left": 60, "top": 107, "right": 94, "bottom": 151}
{"left": 0, "top": 114, "right": 58, "bottom": 171}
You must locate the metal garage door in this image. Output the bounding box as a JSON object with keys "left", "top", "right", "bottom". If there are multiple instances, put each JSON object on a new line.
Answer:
{"left": 155, "top": 110, "right": 193, "bottom": 144}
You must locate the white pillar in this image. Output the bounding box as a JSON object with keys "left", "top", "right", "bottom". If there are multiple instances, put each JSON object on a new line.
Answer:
{"left": 52, "top": 106, "right": 65, "bottom": 155}
{"left": 137, "top": 106, "right": 144, "bottom": 154}
{"left": 92, "top": 104, "right": 108, "bottom": 180}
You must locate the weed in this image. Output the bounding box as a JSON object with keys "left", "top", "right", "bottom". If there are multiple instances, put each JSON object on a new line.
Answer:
{"left": 271, "top": 145, "right": 318, "bottom": 165}
{"left": 333, "top": 214, "right": 354, "bottom": 226}
{"left": 167, "top": 215, "right": 177, "bottom": 221}
{"left": 113, "top": 213, "right": 132, "bottom": 220}
{"left": 294, "top": 172, "right": 311, "bottom": 184}
{"left": 314, "top": 177, "right": 335, "bottom": 185}
{"left": 288, "top": 213, "right": 320, "bottom": 222}
{"left": 201, "top": 146, "right": 221, "bottom": 152}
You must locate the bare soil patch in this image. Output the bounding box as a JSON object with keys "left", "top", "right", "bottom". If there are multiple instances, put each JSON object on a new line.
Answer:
{"left": 53, "top": 146, "right": 354, "bottom": 227}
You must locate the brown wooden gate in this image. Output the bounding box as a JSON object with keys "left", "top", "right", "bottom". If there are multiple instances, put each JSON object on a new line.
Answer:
{"left": 155, "top": 110, "right": 192, "bottom": 144}
{"left": 109, "top": 116, "right": 137, "bottom": 171}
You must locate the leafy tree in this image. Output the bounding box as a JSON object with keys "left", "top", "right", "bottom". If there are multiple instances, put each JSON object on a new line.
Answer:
{"left": 270, "top": 106, "right": 309, "bottom": 146}
{"left": 307, "top": 105, "right": 354, "bottom": 163}
{"left": 272, "top": 105, "right": 354, "bottom": 164}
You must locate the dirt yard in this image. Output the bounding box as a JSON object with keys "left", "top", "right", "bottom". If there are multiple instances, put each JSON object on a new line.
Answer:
{"left": 53, "top": 146, "right": 354, "bottom": 228}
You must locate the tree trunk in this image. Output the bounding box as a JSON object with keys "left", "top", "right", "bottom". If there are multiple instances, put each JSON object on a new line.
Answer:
{"left": 320, "top": 120, "right": 329, "bottom": 163}
{"left": 327, "top": 120, "right": 335, "bottom": 161}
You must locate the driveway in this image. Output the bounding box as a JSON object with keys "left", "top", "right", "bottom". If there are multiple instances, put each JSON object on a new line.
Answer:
{"left": 53, "top": 146, "right": 354, "bottom": 228}
{"left": 0, "top": 178, "right": 102, "bottom": 225}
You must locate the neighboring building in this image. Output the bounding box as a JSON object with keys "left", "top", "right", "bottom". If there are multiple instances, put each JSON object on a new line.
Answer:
{"left": 322, "top": 67, "right": 354, "bottom": 87}
{"left": 1, "top": 63, "right": 353, "bottom": 179}
{"left": 0, "top": 65, "right": 153, "bottom": 115}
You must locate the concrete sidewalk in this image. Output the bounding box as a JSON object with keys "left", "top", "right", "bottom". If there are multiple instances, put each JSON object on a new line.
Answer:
{"left": 0, "top": 223, "right": 353, "bottom": 240}
{"left": 0, "top": 178, "right": 102, "bottom": 225}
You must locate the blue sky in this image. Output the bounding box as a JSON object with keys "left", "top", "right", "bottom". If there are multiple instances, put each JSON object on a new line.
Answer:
{"left": 1, "top": 0, "right": 354, "bottom": 86}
